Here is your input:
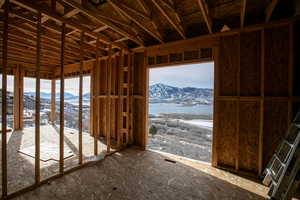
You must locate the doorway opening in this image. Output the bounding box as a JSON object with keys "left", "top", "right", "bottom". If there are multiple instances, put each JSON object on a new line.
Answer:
{"left": 148, "top": 62, "right": 214, "bottom": 163}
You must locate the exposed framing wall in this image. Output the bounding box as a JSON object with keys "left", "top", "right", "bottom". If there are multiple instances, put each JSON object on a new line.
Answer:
{"left": 91, "top": 51, "right": 134, "bottom": 151}
{"left": 135, "top": 19, "right": 300, "bottom": 177}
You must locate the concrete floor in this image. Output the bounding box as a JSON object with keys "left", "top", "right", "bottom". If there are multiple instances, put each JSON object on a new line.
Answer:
{"left": 11, "top": 147, "right": 270, "bottom": 200}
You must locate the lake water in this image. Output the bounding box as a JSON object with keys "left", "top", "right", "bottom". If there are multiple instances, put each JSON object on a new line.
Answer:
{"left": 149, "top": 103, "right": 213, "bottom": 115}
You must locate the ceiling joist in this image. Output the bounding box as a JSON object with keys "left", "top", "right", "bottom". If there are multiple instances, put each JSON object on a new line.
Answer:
{"left": 151, "top": 0, "right": 186, "bottom": 39}
{"left": 10, "top": 0, "right": 126, "bottom": 49}
{"left": 240, "top": 0, "right": 247, "bottom": 27}
{"left": 62, "top": 0, "right": 144, "bottom": 47}
{"left": 265, "top": 0, "right": 278, "bottom": 22}
{"left": 197, "top": 0, "right": 213, "bottom": 34}
{"left": 109, "top": 0, "right": 164, "bottom": 43}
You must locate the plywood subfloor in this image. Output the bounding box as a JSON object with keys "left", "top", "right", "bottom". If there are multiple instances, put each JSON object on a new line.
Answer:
{"left": 0, "top": 125, "right": 107, "bottom": 194}
{"left": 12, "top": 147, "right": 269, "bottom": 200}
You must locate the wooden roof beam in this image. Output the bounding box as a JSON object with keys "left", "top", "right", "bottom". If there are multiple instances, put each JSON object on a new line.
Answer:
{"left": 265, "top": 0, "right": 278, "bottom": 22}
{"left": 109, "top": 0, "right": 164, "bottom": 43}
{"left": 151, "top": 0, "right": 186, "bottom": 39}
{"left": 137, "top": 0, "right": 150, "bottom": 15}
{"left": 10, "top": 0, "right": 126, "bottom": 49}
{"left": 240, "top": 0, "right": 247, "bottom": 27}
{"left": 137, "top": 0, "right": 164, "bottom": 43}
{"left": 93, "top": 25, "right": 109, "bottom": 33}
{"left": 62, "top": 0, "right": 144, "bottom": 47}
{"left": 0, "top": 0, "right": 5, "bottom": 8}
{"left": 197, "top": 0, "right": 213, "bottom": 34}
{"left": 117, "top": 1, "right": 151, "bottom": 21}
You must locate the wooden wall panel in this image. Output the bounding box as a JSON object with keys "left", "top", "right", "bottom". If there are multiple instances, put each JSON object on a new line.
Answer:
{"left": 216, "top": 101, "right": 237, "bottom": 168}
{"left": 132, "top": 52, "right": 147, "bottom": 148}
{"left": 263, "top": 101, "right": 288, "bottom": 167}
{"left": 239, "top": 101, "right": 260, "bottom": 173}
{"left": 292, "top": 102, "right": 300, "bottom": 121}
{"left": 264, "top": 26, "right": 290, "bottom": 97}
{"left": 294, "top": 21, "right": 300, "bottom": 97}
{"left": 214, "top": 23, "right": 294, "bottom": 176}
{"left": 219, "top": 35, "right": 239, "bottom": 96}
{"left": 240, "top": 31, "right": 261, "bottom": 96}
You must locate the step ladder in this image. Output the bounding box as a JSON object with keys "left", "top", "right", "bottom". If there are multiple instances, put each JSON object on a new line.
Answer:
{"left": 262, "top": 111, "right": 300, "bottom": 200}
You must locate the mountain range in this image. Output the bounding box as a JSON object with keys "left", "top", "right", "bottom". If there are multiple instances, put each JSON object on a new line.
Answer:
{"left": 21, "top": 83, "right": 213, "bottom": 105}
{"left": 149, "top": 83, "right": 213, "bottom": 105}
{"left": 24, "top": 92, "right": 90, "bottom": 100}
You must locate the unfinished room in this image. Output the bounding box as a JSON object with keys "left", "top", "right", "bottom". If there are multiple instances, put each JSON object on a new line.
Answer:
{"left": 0, "top": 0, "right": 300, "bottom": 199}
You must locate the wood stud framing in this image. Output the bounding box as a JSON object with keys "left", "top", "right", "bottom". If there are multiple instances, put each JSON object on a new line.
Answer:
{"left": 0, "top": 0, "right": 299, "bottom": 198}
{"left": 79, "top": 31, "right": 84, "bottom": 165}
{"left": 106, "top": 45, "right": 112, "bottom": 152}
{"left": 35, "top": 11, "right": 42, "bottom": 184}
{"left": 59, "top": 23, "right": 66, "bottom": 174}
{"left": 2, "top": 0, "right": 9, "bottom": 197}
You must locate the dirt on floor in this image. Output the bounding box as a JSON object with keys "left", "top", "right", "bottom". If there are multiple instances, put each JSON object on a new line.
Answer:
{"left": 11, "top": 147, "right": 269, "bottom": 200}
{"left": 0, "top": 124, "right": 107, "bottom": 195}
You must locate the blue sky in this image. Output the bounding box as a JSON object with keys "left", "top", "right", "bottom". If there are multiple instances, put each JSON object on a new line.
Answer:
{"left": 1, "top": 75, "right": 91, "bottom": 95}
{"left": 1, "top": 62, "right": 213, "bottom": 93}
{"left": 149, "top": 62, "right": 214, "bottom": 89}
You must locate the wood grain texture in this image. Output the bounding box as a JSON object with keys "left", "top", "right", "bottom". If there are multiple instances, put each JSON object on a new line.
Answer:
{"left": 263, "top": 101, "right": 288, "bottom": 168}
{"left": 294, "top": 20, "right": 300, "bottom": 97}
{"left": 216, "top": 100, "right": 237, "bottom": 168}
{"left": 219, "top": 35, "right": 239, "bottom": 96}
{"left": 239, "top": 101, "right": 260, "bottom": 173}
{"left": 240, "top": 31, "right": 261, "bottom": 96}
{"left": 264, "top": 26, "right": 290, "bottom": 97}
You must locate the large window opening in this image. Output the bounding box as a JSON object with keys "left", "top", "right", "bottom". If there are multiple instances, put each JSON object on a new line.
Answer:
{"left": 148, "top": 63, "right": 214, "bottom": 163}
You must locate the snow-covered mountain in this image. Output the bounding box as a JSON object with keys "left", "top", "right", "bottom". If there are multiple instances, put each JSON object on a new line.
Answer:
{"left": 149, "top": 83, "right": 213, "bottom": 105}
{"left": 24, "top": 92, "right": 90, "bottom": 100}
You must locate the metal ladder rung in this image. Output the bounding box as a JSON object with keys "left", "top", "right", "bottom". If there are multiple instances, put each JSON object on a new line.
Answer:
{"left": 274, "top": 154, "right": 286, "bottom": 167}
{"left": 294, "top": 123, "right": 300, "bottom": 129}
{"left": 283, "top": 140, "right": 294, "bottom": 148}
{"left": 266, "top": 168, "right": 278, "bottom": 186}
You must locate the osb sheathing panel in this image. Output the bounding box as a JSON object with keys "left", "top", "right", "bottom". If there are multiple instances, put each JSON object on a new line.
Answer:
{"left": 219, "top": 35, "right": 239, "bottom": 96}
{"left": 239, "top": 101, "right": 260, "bottom": 173}
{"left": 294, "top": 21, "right": 300, "bottom": 97}
{"left": 133, "top": 53, "right": 146, "bottom": 96}
{"left": 133, "top": 99, "right": 144, "bottom": 146}
{"left": 263, "top": 101, "right": 288, "bottom": 168}
{"left": 217, "top": 100, "right": 237, "bottom": 168}
{"left": 293, "top": 103, "right": 300, "bottom": 120}
{"left": 133, "top": 53, "right": 147, "bottom": 148}
{"left": 264, "top": 25, "right": 290, "bottom": 97}
{"left": 240, "top": 31, "right": 261, "bottom": 96}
